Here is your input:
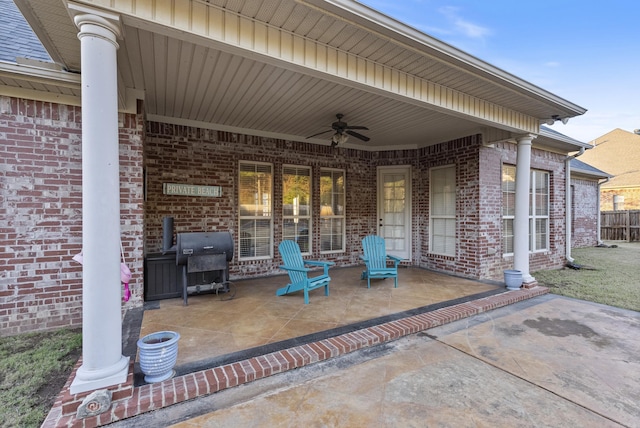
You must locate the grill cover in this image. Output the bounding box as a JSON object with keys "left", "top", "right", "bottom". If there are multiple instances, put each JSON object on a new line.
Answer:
{"left": 176, "top": 231, "right": 234, "bottom": 265}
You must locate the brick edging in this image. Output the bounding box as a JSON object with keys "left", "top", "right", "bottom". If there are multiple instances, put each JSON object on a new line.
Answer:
{"left": 44, "top": 287, "right": 548, "bottom": 427}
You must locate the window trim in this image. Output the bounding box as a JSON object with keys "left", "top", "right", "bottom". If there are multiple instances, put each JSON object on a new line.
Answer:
{"left": 429, "top": 164, "right": 457, "bottom": 257}
{"left": 238, "top": 160, "right": 274, "bottom": 261}
{"left": 530, "top": 169, "right": 550, "bottom": 253}
{"left": 282, "top": 164, "right": 312, "bottom": 255}
{"left": 319, "top": 167, "right": 346, "bottom": 254}
{"left": 502, "top": 164, "right": 516, "bottom": 255}
{"left": 501, "top": 164, "right": 550, "bottom": 256}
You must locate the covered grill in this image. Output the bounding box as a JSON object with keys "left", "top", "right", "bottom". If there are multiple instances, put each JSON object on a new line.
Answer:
{"left": 176, "top": 231, "right": 234, "bottom": 305}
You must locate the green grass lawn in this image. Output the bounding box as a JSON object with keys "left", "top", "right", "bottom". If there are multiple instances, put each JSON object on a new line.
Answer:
{"left": 533, "top": 241, "right": 640, "bottom": 312}
{"left": 0, "top": 328, "right": 81, "bottom": 427}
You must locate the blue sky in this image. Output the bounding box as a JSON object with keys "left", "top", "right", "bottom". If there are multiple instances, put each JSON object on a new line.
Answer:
{"left": 359, "top": 0, "right": 640, "bottom": 143}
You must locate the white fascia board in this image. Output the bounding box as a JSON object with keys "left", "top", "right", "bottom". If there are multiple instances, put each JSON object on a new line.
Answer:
{"left": 539, "top": 126, "right": 592, "bottom": 150}
{"left": 0, "top": 61, "right": 80, "bottom": 88}
{"left": 0, "top": 85, "right": 81, "bottom": 107}
{"left": 570, "top": 168, "right": 612, "bottom": 180}
{"left": 297, "top": 0, "right": 587, "bottom": 116}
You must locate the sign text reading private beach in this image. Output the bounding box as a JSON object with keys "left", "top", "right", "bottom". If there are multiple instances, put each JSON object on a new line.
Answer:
{"left": 163, "top": 183, "right": 222, "bottom": 197}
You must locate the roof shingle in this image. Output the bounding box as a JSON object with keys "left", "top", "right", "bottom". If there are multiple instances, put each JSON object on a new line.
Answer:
{"left": 578, "top": 128, "right": 640, "bottom": 188}
{"left": 0, "top": 0, "right": 51, "bottom": 63}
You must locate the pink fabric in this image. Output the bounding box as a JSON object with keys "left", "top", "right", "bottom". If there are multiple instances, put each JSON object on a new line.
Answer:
{"left": 120, "top": 262, "right": 131, "bottom": 284}
{"left": 122, "top": 283, "right": 131, "bottom": 302}
{"left": 72, "top": 251, "right": 132, "bottom": 302}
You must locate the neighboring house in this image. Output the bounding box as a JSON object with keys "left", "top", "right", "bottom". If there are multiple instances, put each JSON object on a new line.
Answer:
{"left": 569, "top": 158, "right": 612, "bottom": 248}
{"left": 1, "top": 0, "right": 591, "bottom": 393}
{"left": 578, "top": 128, "right": 640, "bottom": 211}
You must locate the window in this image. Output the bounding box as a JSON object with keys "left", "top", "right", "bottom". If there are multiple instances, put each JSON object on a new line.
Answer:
{"left": 239, "top": 161, "right": 273, "bottom": 259}
{"left": 502, "top": 165, "right": 549, "bottom": 254}
{"left": 531, "top": 170, "right": 549, "bottom": 251}
{"left": 613, "top": 195, "right": 624, "bottom": 211}
{"left": 320, "top": 168, "right": 345, "bottom": 253}
{"left": 429, "top": 165, "right": 456, "bottom": 256}
{"left": 283, "top": 166, "right": 311, "bottom": 254}
{"left": 502, "top": 165, "right": 516, "bottom": 254}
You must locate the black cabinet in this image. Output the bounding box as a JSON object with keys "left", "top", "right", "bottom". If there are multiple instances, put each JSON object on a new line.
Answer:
{"left": 144, "top": 253, "right": 226, "bottom": 301}
{"left": 144, "top": 253, "right": 180, "bottom": 300}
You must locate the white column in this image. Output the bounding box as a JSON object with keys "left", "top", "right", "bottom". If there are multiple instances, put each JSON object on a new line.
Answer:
{"left": 70, "top": 5, "right": 129, "bottom": 395}
{"left": 513, "top": 134, "right": 537, "bottom": 284}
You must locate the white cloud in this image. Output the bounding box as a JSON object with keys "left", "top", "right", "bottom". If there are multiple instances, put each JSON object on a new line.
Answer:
{"left": 438, "top": 6, "right": 491, "bottom": 40}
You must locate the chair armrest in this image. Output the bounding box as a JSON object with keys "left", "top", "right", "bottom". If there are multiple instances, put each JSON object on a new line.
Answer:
{"left": 305, "top": 260, "right": 335, "bottom": 275}
{"left": 279, "top": 265, "right": 310, "bottom": 273}
{"left": 359, "top": 255, "right": 369, "bottom": 262}
{"left": 304, "top": 260, "right": 336, "bottom": 267}
{"left": 387, "top": 255, "right": 404, "bottom": 266}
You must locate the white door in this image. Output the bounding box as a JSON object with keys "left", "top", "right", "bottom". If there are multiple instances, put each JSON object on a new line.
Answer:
{"left": 377, "top": 166, "right": 411, "bottom": 260}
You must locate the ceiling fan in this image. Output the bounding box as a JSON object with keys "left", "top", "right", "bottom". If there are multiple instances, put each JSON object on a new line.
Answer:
{"left": 306, "top": 114, "right": 370, "bottom": 147}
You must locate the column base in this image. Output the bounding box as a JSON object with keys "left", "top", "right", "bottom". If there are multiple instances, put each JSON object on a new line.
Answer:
{"left": 70, "top": 355, "right": 130, "bottom": 395}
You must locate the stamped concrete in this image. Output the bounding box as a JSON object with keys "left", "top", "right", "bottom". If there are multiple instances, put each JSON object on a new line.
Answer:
{"left": 137, "top": 266, "right": 499, "bottom": 372}
{"left": 110, "top": 293, "right": 640, "bottom": 427}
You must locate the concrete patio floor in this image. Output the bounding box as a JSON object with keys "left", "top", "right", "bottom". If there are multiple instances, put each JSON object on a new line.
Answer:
{"left": 122, "top": 294, "right": 640, "bottom": 427}
{"left": 45, "top": 267, "right": 552, "bottom": 426}
{"left": 136, "top": 266, "right": 501, "bottom": 377}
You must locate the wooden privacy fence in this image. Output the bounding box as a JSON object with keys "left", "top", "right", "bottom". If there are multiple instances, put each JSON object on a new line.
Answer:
{"left": 600, "top": 210, "right": 640, "bottom": 242}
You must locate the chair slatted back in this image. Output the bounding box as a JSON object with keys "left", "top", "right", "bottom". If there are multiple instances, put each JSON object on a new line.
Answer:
{"left": 279, "top": 240, "right": 306, "bottom": 283}
{"left": 363, "top": 235, "right": 387, "bottom": 269}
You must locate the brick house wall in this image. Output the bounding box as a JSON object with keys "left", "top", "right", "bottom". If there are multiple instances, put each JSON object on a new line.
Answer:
{"left": 476, "top": 141, "right": 568, "bottom": 277}
{"left": 601, "top": 188, "right": 640, "bottom": 211}
{"left": 144, "top": 125, "right": 569, "bottom": 283}
{"left": 417, "top": 136, "right": 482, "bottom": 277}
{"left": 117, "top": 102, "right": 146, "bottom": 309}
{"left": 571, "top": 177, "right": 600, "bottom": 248}
{"left": 2, "top": 94, "right": 573, "bottom": 335}
{"left": 528, "top": 147, "right": 567, "bottom": 273}
{"left": 498, "top": 145, "right": 568, "bottom": 274}
{"left": 0, "top": 96, "right": 144, "bottom": 336}
{"left": 144, "top": 123, "right": 399, "bottom": 278}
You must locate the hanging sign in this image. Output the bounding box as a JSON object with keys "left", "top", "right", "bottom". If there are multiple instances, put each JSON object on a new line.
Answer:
{"left": 163, "top": 183, "right": 222, "bottom": 197}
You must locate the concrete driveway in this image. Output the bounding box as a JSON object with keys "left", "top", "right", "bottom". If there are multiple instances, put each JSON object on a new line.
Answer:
{"left": 116, "top": 294, "right": 640, "bottom": 427}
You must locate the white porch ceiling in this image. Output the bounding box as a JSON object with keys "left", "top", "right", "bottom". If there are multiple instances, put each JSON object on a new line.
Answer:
{"left": 118, "top": 26, "right": 479, "bottom": 149}
{"left": 11, "top": 0, "right": 588, "bottom": 151}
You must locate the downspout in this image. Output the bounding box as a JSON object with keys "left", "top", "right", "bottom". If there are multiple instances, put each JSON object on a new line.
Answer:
{"left": 565, "top": 147, "right": 586, "bottom": 263}
{"left": 597, "top": 177, "right": 610, "bottom": 245}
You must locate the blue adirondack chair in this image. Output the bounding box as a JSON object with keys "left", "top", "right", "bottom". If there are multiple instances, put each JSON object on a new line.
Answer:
{"left": 277, "top": 240, "right": 335, "bottom": 304}
{"left": 360, "top": 235, "right": 403, "bottom": 288}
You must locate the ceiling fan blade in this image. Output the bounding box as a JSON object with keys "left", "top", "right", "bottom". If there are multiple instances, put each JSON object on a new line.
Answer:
{"left": 346, "top": 130, "right": 370, "bottom": 142}
{"left": 345, "top": 125, "right": 369, "bottom": 130}
{"left": 305, "top": 129, "right": 332, "bottom": 139}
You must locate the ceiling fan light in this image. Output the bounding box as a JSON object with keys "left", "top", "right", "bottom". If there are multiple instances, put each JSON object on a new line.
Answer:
{"left": 331, "top": 132, "right": 348, "bottom": 146}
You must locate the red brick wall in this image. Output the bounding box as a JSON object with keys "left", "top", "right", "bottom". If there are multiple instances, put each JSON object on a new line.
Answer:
{"left": 417, "top": 136, "right": 482, "bottom": 276}
{"left": 144, "top": 123, "right": 395, "bottom": 278}
{"left": 601, "top": 188, "right": 640, "bottom": 211}
{"left": 144, "top": 125, "right": 571, "bottom": 283}
{"left": 118, "top": 101, "right": 146, "bottom": 309}
{"left": 0, "top": 96, "right": 144, "bottom": 336}
{"left": 480, "top": 141, "right": 568, "bottom": 275}
{"left": 529, "top": 147, "right": 569, "bottom": 273}
{"left": 2, "top": 101, "right": 575, "bottom": 335}
{"left": 478, "top": 142, "right": 505, "bottom": 279}
{"left": 571, "top": 177, "right": 600, "bottom": 248}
